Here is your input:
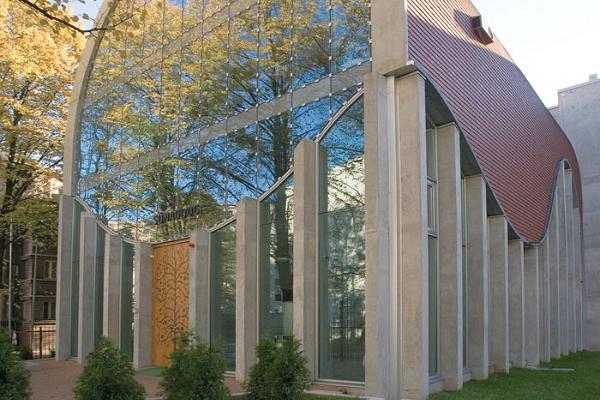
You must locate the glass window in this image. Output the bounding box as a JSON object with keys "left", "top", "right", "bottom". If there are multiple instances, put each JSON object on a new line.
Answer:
{"left": 331, "top": 0, "right": 371, "bottom": 72}
{"left": 259, "top": 176, "right": 294, "bottom": 341}
{"left": 318, "top": 98, "right": 365, "bottom": 382}
{"left": 426, "top": 127, "right": 439, "bottom": 377}
{"left": 121, "top": 242, "right": 135, "bottom": 361}
{"left": 210, "top": 222, "right": 237, "bottom": 371}
{"left": 76, "top": 0, "right": 372, "bottom": 240}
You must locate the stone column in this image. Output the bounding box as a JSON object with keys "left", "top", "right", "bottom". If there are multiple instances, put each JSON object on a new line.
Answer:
{"left": 189, "top": 229, "right": 210, "bottom": 342}
{"left": 103, "top": 233, "right": 122, "bottom": 345}
{"left": 558, "top": 166, "right": 569, "bottom": 355}
{"left": 538, "top": 238, "right": 551, "bottom": 362}
{"left": 364, "top": 72, "right": 392, "bottom": 398}
{"left": 292, "top": 140, "right": 318, "bottom": 379}
{"left": 436, "top": 124, "right": 463, "bottom": 390}
{"left": 78, "top": 213, "right": 98, "bottom": 363}
{"left": 133, "top": 242, "right": 152, "bottom": 369}
{"left": 548, "top": 191, "right": 561, "bottom": 359}
{"left": 524, "top": 247, "right": 540, "bottom": 366}
{"left": 236, "top": 198, "right": 259, "bottom": 382}
{"left": 565, "top": 169, "right": 576, "bottom": 353}
{"left": 371, "top": 0, "right": 408, "bottom": 73}
{"left": 465, "top": 175, "right": 489, "bottom": 380}
{"left": 56, "top": 195, "right": 74, "bottom": 361}
{"left": 573, "top": 207, "right": 584, "bottom": 351}
{"left": 488, "top": 216, "right": 509, "bottom": 373}
{"left": 397, "top": 73, "right": 429, "bottom": 400}
{"left": 508, "top": 240, "right": 525, "bottom": 368}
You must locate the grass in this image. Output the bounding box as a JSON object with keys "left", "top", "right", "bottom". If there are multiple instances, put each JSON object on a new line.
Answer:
{"left": 431, "top": 351, "right": 600, "bottom": 400}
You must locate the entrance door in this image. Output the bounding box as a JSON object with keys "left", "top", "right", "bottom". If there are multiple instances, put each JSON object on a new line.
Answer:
{"left": 152, "top": 239, "right": 190, "bottom": 367}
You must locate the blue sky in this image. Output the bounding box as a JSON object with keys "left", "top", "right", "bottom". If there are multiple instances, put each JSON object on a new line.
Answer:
{"left": 72, "top": 0, "right": 599, "bottom": 106}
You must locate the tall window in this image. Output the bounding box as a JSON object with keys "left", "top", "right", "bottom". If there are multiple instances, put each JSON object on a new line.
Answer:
{"left": 44, "top": 260, "right": 56, "bottom": 279}
{"left": 210, "top": 222, "right": 237, "bottom": 371}
{"left": 318, "top": 98, "right": 365, "bottom": 382}
{"left": 461, "top": 177, "right": 468, "bottom": 368}
{"left": 427, "top": 128, "right": 439, "bottom": 377}
{"left": 259, "top": 177, "right": 294, "bottom": 340}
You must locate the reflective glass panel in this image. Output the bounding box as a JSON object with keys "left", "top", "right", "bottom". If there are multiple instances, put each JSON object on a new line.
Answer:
{"left": 318, "top": 98, "right": 365, "bottom": 382}
{"left": 259, "top": 176, "right": 294, "bottom": 341}
{"left": 210, "top": 222, "right": 237, "bottom": 371}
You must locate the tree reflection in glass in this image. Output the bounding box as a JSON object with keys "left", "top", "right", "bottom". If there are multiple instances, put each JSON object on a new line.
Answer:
{"left": 259, "top": 177, "right": 294, "bottom": 341}
{"left": 318, "top": 98, "right": 365, "bottom": 382}
{"left": 210, "top": 222, "right": 237, "bottom": 371}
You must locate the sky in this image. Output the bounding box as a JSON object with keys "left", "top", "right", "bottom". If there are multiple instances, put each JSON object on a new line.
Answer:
{"left": 72, "top": 0, "right": 600, "bottom": 106}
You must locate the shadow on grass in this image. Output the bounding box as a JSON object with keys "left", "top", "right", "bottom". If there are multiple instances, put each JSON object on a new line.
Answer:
{"left": 431, "top": 352, "right": 600, "bottom": 400}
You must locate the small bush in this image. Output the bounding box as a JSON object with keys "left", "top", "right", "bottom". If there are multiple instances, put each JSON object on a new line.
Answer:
{"left": 0, "top": 328, "right": 31, "bottom": 400}
{"left": 161, "top": 332, "right": 230, "bottom": 400}
{"left": 246, "top": 337, "right": 310, "bottom": 400}
{"left": 16, "top": 345, "right": 33, "bottom": 360}
{"left": 73, "top": 336, "right": 145, "bottom": 400}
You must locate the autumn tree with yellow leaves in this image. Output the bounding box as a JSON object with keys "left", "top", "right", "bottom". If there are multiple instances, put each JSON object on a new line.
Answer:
{"left": 0, "top": 0, "right": 83, "bottom": 297}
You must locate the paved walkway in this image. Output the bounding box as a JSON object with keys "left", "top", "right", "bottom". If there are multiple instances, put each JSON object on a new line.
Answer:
{"left": 28, "top": 359, "right": 362, "bottom": 399}
{"left": 29, "top": 360, "right": 163, "bottom": 400}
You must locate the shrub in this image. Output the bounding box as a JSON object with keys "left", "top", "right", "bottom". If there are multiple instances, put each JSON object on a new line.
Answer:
{"left": 73, "top": 336, "right": 145, "bottom": 400}
{"left": 246, "top": 337, "right": 310, "bottom": 400}
{"left": 0, "top": 328, "right": 31, "bottom": 400}
{"left": 16, "top": 345, "right": 33, "bottom": 360}
{"left": 161, "top": 332, "right": 230, "bottom": 400}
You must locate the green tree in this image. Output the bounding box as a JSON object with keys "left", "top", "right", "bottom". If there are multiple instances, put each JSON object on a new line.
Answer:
{"left": 0, "top": 0, "right": 82, "bottom": 308}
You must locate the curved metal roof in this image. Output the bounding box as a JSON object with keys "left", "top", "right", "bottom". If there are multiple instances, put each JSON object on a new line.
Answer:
{"left": 407, "top": 0, "right": 582, "bottom": 243}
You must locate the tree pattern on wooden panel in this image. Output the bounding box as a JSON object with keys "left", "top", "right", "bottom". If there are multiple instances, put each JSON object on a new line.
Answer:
{"left": 152, "top": 240, "right": 189, "bottom": 367}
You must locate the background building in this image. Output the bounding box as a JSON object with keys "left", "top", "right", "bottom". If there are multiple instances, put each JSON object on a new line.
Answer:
{"left": 57, "top": 0, "right": 587, "bottom": 399}
{"left": 550, "top": 74, "right": 600, "bottom": 351}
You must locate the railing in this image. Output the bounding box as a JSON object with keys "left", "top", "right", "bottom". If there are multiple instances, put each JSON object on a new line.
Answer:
{"left": 15, "top": 327, "right": 56, "bottom": 359}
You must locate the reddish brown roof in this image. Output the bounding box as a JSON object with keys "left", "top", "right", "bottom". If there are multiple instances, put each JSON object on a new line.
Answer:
{"left": 407, "top": 0, "right": 581, "bottom": 243}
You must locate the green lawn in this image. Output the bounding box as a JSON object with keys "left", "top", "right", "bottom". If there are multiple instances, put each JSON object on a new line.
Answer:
{"left": 431, "top": 351, "right": 600, "bottom": 400}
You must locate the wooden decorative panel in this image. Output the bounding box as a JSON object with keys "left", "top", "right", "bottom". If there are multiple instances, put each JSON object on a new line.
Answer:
{"left": 152, "top": 239, "right": 190, "bottom": 367}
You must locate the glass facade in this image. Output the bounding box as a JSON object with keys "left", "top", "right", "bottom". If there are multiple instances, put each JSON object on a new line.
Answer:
{"left": 426, "top": 128, "right": 439, "bottom": 377}
{"left": 210, "top": 222, "right": 237, "bottom": 371}
{"left": 318, "top": 98, "right": 365, "bottom": 382}
{"left": 121, "top": 241, "right": 135, "bottom": 361}
{"left": 259, "top": 176, "right": 294, "bottom": 341}
{"left": 76, "top": 0, "right": 371, "bottom": 241}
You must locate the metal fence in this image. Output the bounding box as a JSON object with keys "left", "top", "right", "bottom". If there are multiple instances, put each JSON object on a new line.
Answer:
{"left": 15, "top": 327, "right": 56, "bottom": 359}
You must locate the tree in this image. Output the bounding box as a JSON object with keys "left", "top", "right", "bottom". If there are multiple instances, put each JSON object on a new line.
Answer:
{"left": 0, "top": 0, "right": 83, "bottom": 302}
{"left": 14, "top": 0, "right": 137, "bottom": 36}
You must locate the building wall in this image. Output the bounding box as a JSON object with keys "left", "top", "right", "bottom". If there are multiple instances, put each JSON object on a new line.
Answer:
{"left": 550, "top": 75, "right": 600, "bottom": 351}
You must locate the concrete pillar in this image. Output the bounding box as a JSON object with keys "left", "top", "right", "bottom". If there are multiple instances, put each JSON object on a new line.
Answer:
{"left": 371, "top": 0, "right": 408, "bottom": 74}
{"left": 235, "top": 198, "right": 259, "bottom": 382}
{"left": 103, "top": 233, "right": 122, "bottom": 345}
{"left": 524, "top": 247, "right": 540, "bottom": 366}
{"left": 292, "top": 140, "right": 318, "bottom": 379}
{"left": 436, "top": 124, "right": 463, "bottom": 390}
{"left": 397, "top": 73, "right": 429, "bottom": 400}
{"left": 56, "top": 196, "right": 75, "bottom": 360}
{"left": 558, "top": 166, "right": 569, "bottom": 355}
{"left": 364, "top": 72, "right": 392, "bottom": 398}
{"left": 77, "top": 213, "right": 98, "bottom": 363}
{"left": 573, "top": 207, "right": 584, "bottom": 351}
{"left": 488, "top": 216, "right": 509, "bottom": 373}
{"left": 508, "top": 240, "right": 525, "bottom": 368}
{"left": 133, "top": 242, "right": 152, "bottom": 369}
{"left": 465, "top": 175, "right": 489, "bottom": 380}
{"left": 565, "top": 169, "right": 576, "bottom": 353}
{"left": 538, "top": 238, "right": 551, "bottom": 362}
{"left": 548, "top": 191, "right": 561, "bottom": 359}
{"left": 189, "top": 229, "right": 210, "bottom": 342}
